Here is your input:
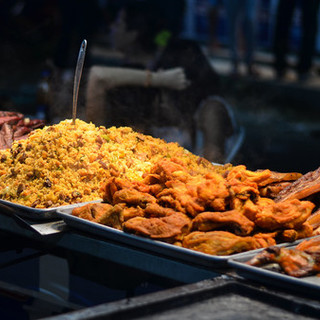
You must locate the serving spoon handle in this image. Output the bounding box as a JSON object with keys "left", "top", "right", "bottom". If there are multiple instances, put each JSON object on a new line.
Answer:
{"left": 72, "top": 39, "right": 87, "bottom": 125}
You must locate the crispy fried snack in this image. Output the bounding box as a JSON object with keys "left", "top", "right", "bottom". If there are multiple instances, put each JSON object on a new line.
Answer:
{"left": 254, "top": 199, "right": 314, "bottom": 231}
{"left": 191, "top": 210, "right": 255, "bottom": 236}
{"left": 147, "top": 160, "right": 230, "bottom": 216}
{"left": 182, "top": 231, "right": 257, "bottom": 255}
{"left": 72, "top": 202, "right": 124, "bottom": 229}
{"left": 123, "top": 212, "right": 191, "bottom": 242}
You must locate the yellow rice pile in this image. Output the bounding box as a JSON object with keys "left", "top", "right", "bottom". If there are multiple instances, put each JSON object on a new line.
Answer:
{"left": 0, "top": 119, "right": 218, "bottom": 208}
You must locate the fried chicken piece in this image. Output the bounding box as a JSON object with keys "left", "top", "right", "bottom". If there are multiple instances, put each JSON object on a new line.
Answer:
{"left": 72, "top": 202, "right": 124, "bottom": 229}
{"left": 276, "top": 223, "right": 313, "bottom": 242}
{"left": 252, "top": 232, "right": 277, "bottom": 248}
{"left": 101, "top": 177, "right": 151, "bottom": 203}
{"left": 275, "top": 166, "right": 320, "bottom": 202}
{"left": 192, "top": 210, "right": 255, "bottom": 236}
{"left": 156, "top": 172, "right": 229, "bottom": 217}
{"left": 123, "top": 212, "right": 191, "bottom": 242}
{"left": 122, "top": 206, "right": 145, "bottom": 221}
{"left": 254, "top": 199, "right": 314, "bottom": 231}
{"left": 144, "top": 158, "right": 190, "bottom": 184}
{"left": 247, "top": 245, "right": 320, "bottom": 277}
{"left": 226, "top": 165, "right": 263, "bottom": 201}
{"left": 196, "top": 172, "right": 230, "bottom": 211}
{"left": 156, "top": 179, "right": 206, "bottom": 216}
{"left": 72, "top": 202, "right": 112, "bottom": 221}
{"left": 182, "top": 231, "right": 256, "bottom": 256}
{"left": 144, "top": 203, "right": 177, "bottom": 218}
{"left": 112, "top": 188, "right": 156, "bottom": 207}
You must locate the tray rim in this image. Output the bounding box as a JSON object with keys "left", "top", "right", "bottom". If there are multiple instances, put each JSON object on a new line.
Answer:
{"left": 0, "top": 199, "right": 101, "bottom": 220}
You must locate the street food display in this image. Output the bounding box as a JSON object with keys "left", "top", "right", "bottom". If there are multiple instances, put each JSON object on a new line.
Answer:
{"left": 1, "top": 117, "right": 320, "bottom": 258}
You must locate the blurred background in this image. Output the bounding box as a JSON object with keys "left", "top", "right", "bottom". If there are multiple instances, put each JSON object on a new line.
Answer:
{"left": 0, "top": 0, "right": 320, "bottom": 173}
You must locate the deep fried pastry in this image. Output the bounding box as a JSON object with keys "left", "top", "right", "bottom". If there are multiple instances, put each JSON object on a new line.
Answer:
{"left": 123, "top": 212, "right": 191, "bottom": 242}
{"left": 182, "top": 231, "right": 256, "bottom": 255}
{"left": 254, "top": 199, "right": 314, "bottom": 230}
{"left": 192, "top": 210, "right": 255, "bottom": 236}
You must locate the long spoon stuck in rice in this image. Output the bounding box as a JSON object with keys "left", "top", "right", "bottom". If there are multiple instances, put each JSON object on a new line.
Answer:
{"left": 72, "top": 39, "right": 87, "bottom": 125}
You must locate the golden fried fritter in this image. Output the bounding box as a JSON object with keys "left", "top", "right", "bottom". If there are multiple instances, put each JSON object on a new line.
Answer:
{"left": 123, "top": 212, "right": 191, "bottom": 242}
{"left": 254, "top": 199, "right": 314, "bottom": 230}
{"left": 182, "top": 231, "right": 257, "bottom": 256}
{"left": 72, "top": 202, "right": 123, "bottom": 229}
{"left": 192, "top": 210, "right": 255, "bottom": 236}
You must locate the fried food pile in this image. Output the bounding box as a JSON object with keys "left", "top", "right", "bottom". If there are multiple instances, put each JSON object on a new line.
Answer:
{"left": 72, "top": 158, "right": 320, "bottom": 256}
{"left": 247, "top": 237, "right": 320, "bottom": 277}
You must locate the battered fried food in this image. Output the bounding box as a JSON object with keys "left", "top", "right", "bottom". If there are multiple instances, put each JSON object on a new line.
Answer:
{"left": 254, "top": 199, "right": 314, "bottom": 230}
{"left": 72, "top": 202, "right": 123, "bottom": 229}
{"left": 123, "top": 212, "right": 191, "bottom": 242}
{"left": 145, "top": 160, "right": 230, "bottom": 216}
{"left": 182, "top": 231, "right": 257, "bottom": 255}
{"left": 191, "top": 210, "right": 255, "bottom": 236}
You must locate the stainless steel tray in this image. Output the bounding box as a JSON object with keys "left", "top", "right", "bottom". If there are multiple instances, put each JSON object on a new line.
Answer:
{"left": 56, "top": 206, "right": 291, "bottom": 268}
{"left": 0, "top": 199, "right": 101, "bottom": 220}
{"left": 229, "top": 238, "right": 320, "bottom": 295}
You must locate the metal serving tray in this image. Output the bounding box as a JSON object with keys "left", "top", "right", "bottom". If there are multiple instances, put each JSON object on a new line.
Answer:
{"left": 43, "top": 277, "right": 320, "bottom": 320}
{"left": 0, "top": 199, "right": 101, "bottom": 220}
{"left": 56, "top": 206, "right": 303, "bottom": 269}
{"left": 229, "top": 238, "right": 320, "bottom": 296}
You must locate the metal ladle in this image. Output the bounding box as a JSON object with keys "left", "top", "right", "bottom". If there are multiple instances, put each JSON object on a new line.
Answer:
{"left": 72, "top": 39, "right": 87, "bottom": 125}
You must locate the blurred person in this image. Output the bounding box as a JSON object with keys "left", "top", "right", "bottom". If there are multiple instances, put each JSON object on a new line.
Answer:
{"left": 85, "top": 0, "right": 240, "bottom": 163}
{"left": 273, "top": 0, "right": 320, "bottom": 81}
{"left": 224, "top": 0, "right": 260, "bottom": 77}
